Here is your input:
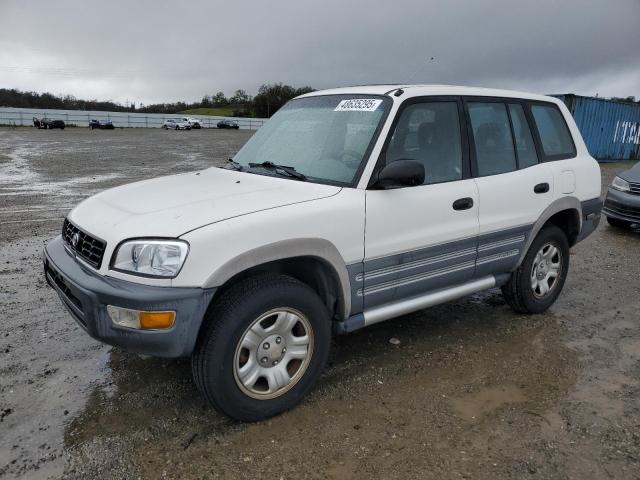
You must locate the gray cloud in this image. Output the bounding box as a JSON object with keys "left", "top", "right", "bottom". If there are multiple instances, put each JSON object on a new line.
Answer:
{"left": 1, "top": 0, "right": 638, "bottom": 104}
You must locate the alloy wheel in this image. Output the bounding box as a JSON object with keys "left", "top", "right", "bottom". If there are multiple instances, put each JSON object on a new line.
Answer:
{"left": 530, "top": 242, "right": 562, "bottom": 298}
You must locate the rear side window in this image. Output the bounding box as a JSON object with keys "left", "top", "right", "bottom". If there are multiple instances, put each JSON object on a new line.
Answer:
{"left": 531, "top": 104, "right": 575, "bottom": 158}
{"left": 468, "top": 102, "right": 516, "bottom": 176}
{"left": 508, "top": 104, "right": 538, "bottom": 168}
{"left": 386, "top": 102, "right": 462, "bottom": 185}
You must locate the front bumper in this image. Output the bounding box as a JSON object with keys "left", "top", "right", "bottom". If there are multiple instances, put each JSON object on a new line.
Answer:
{"left": 602, "top": 187, "right": 640, "bottom": 224}
{"left": 44, "top": 236, "right": 215, "bottom": 358}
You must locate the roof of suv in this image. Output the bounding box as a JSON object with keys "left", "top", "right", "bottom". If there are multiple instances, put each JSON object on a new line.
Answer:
{"left": 299, "top": 84, "right": 555, "bottom": 103}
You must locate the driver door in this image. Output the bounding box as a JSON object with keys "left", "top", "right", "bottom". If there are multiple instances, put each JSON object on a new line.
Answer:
{"left": 363, "top": 98, "right": 479, "bottom": 309}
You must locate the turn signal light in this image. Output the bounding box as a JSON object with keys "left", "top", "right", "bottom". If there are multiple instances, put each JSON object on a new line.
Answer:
{"left": 107, "top": 305, "right": 176, "bottom": 330}
{"left": 139, "top": 311, "right": 176, "bottom": 330}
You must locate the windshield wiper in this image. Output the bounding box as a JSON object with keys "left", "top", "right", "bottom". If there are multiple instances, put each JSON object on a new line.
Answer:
{"left": 248, "top": 161, "right": 307, "bottom": 181}
{"left": 225, "top": 158, "right": 244, "bottom": 171}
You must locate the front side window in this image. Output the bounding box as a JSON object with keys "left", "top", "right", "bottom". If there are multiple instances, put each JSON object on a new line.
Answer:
{"left": 530, "top": 104, "right": 575, "bottom": 158}
{"left": 468, "top": 102, "right": 517, "bottom": 176}
{"left": 384, "top": 102, "right": 462, "bottom": 185}
{"left": 508, "top": 103, "right": 538, "bottom": 168}
{"left": 232, "top": 95, "right": 390, "bottom": 185}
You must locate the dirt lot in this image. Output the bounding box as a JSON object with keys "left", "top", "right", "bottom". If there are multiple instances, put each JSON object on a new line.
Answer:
{"left": 0, "top": 127, "right": 639, "bottom": 480}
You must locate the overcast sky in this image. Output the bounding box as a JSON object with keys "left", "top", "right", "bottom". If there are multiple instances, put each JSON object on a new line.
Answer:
{"left": 1, "top": 0, "right": 639, "bottom": 105}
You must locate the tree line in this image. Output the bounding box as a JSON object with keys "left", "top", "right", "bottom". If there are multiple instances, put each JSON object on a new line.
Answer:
{"left": 0, "top": 83, "right": 315, "bottom": 118}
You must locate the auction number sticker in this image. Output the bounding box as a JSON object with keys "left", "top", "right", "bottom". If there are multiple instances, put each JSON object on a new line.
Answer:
{"left": 334, "top": 99, "right": 382, "bottom": 112}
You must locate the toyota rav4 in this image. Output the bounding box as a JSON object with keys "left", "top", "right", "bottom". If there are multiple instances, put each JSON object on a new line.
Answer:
{"left": 44, "top": 85, "right": 602, "bottom": 421}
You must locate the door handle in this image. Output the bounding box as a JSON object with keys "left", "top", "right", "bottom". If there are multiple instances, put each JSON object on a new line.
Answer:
{"left": 452, "top": 197, "right": 474, "bottom": 211}
{"left": 534, "top": 182, "right": 550, "bottom": 194}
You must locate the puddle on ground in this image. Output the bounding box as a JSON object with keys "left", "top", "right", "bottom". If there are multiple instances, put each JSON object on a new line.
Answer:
{"left": 450, "top": 385, "right": 527, "bottom": 421}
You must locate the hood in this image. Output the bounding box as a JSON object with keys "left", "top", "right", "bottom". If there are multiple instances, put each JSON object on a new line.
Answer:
{"left": 619, "top": 161, "right": 640, "bottom": 182}
{"left": 68, "top": 168, "right": 341, "bottom": 241}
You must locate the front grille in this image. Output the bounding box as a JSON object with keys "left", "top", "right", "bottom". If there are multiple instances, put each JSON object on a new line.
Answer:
{"left": 604, "top": 198, "right": 640, "bottom": 221}
{"left": 629, "top": 182, "right": 640, "bottom": 195}
{"left": 62, "top": 219, "right": 106, "bottom": 269}
{"left": 45, "top": 262, "right": 84, "bottom": 314}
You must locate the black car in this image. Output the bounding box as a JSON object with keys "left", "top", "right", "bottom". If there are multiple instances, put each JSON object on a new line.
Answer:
{"left": 217, "top": 119, "right": 240, "bottom": 129}
{"left": 89, "top": 119, "right": 115, "bottom": 130}
{"left": 603, "top": 161, "right": 640, "bottom": 228}
{"left": 33, "top": 117, "right": 65, "bottom": 129}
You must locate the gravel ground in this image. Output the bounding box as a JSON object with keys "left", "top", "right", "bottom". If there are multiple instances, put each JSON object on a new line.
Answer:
{"left": 0, "top": 128, "right": 639, "bottom": 480}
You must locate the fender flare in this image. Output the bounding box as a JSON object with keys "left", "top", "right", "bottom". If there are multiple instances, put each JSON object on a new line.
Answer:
{"left": 203, "top": 238, "right": 352, "bottom": 319}
{"left": 516, "top": 196, "right": 582, "bottom": 269}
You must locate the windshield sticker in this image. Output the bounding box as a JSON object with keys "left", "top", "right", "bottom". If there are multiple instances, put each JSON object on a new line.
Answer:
{"left": 334, "top": 99, "right": 383, "bottom": 112}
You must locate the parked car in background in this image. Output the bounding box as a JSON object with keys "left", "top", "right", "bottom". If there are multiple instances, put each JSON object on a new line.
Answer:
{"left": 33, "top": 117, "right": 65, "bottom": 129}
{"left": 602, "top": 161, "right": 640, "bottom": 228}
{"left": 43, "top": 85, "right": 601, "bottom": 422}
{"left": 163, "top": 119, "right": 191, "bottom": 130}
{"left": 89, "top": 119, "right": 115, "bottom": 130}
{"left": 181, "top": 117, "right": 202, "bottom": 129}
{"left": 217, "top": 119, "right": 240, "bottom": 129}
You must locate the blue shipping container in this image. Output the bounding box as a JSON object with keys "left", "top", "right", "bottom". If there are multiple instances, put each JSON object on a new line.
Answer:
{"left": 555, "top": 94, "right": 640, "bottom": 162}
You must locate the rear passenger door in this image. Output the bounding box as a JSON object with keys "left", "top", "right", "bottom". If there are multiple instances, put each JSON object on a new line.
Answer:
{"left": 465, "top": 98, "right": 553, "bottom": 276}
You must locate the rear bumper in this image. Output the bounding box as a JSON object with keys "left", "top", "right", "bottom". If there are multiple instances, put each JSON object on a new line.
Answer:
{"left": 602, "top": 188, "right": 640, "bottom": 224}
{"left": 576, "top": 197, "right": 603, "bottom": 243}
{"left": 44, "top": 236, "right": 215, "bottom": 358}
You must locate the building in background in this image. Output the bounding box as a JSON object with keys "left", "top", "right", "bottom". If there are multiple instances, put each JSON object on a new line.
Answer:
{"left": 555, "top": 94, "right": 640, "bottom": 162}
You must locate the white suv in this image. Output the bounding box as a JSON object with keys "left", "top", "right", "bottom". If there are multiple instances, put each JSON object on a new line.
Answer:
{"left": 181, "top": 117, "right": 202, "bottom": 129}
{"left": 44, "top": 85, "right": 602, "bottom": 421}
{"left": 162, "top": 118, "right": 191, "bottom": 130}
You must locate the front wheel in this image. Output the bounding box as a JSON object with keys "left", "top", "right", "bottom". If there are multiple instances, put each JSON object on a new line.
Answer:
{"left": 502, "top": 225, "right": 569, "bottom": 314}
{"left": 606, "top": 216, "right": 632, "bottom": 229}
{"left": 192, "top": 274, "right": 331, "bottom": 421}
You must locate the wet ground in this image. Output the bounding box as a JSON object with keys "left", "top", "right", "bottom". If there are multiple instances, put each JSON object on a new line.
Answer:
{"left": 1, "top": 128, "right": 639, "bottom": 479}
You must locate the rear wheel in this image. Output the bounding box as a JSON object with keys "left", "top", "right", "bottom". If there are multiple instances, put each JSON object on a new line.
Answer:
{"left": 502, "top": 225, "right": 569, "bottom": 314}
{"left": 606, "top": 216, "right": 632, "bottom": 229}
{"left": 192, "top": 274, "right": 331, "bottom": 421}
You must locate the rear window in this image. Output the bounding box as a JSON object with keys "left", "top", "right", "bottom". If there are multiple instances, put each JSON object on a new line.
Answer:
{"left": 531, "top": 104, "right": 575, "bottom": 158}
{"left": 508, "top": 104, "right": 538, "bottom": 168}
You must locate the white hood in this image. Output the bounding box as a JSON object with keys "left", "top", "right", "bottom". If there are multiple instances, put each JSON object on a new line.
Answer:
{"left": 68, "top": 167, "right": 341, "bottom": 241}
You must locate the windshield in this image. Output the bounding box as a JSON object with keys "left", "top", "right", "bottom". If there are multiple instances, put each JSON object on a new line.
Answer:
{"left": 232, "top": 94, "right": 391, "bottom": 185}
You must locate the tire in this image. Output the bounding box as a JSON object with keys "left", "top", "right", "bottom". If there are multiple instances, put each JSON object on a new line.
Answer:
{"left": 501, "top": 225, "right": 569, "bottom": 314}
{"left": 192, "top": 274, "right": 331, "bottom": 421}
{"left": 163, "top": 125, "right": 167, "bottom": 130}
{"left": 606, "top": 216, "right": 632, "bottom": 229}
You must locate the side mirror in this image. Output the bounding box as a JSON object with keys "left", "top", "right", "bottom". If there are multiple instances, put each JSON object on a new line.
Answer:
{"left": 372, "top": 160, "right": 425, "bottom": 189}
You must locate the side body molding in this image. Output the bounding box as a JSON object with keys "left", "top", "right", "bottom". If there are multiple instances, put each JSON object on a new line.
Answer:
{"left": 515, "top": 196, "right": 582, "bottom": 269}
{"left": 203, "top": 238, "right": 352, "bottom": 319}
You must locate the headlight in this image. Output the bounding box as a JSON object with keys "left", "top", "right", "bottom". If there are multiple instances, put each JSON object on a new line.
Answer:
{"left": 112, "top": 240, "right": 189, "bottom": 278}
{"left": 611, "top": 176, "right": 630, "bottom": 192}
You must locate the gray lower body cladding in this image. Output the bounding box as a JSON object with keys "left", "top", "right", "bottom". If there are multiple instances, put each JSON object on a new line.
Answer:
{"left": 349, "top": 224, "right": 533, "bottom": 313}
{"left": 44, "top": 236, "right": 215, "bottom": 358}
{"left": 577, "top": 197, "right": 603, "bottom": 241}
{"left": 341, "top": 197, "right": 600, "bottom": 333}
